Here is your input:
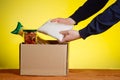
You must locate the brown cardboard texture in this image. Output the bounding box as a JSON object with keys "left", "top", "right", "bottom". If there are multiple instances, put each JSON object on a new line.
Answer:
{"left": 20, "top": 41, "right": 68, "bottom": 76}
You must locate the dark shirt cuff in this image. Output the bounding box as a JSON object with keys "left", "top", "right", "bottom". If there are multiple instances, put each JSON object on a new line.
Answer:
{"left": 79, "top": 28, "right": 91, "bottom": 39}
{"left": 69, "top": 17, "right": 80, "bottom": 25}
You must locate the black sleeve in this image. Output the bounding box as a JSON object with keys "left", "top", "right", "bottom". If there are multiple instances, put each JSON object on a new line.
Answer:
{"left": 79, "top": 0, "right": 120, "bottom": 39}
{"left": 70, "top": 0, "right": 109, "bottom": 24}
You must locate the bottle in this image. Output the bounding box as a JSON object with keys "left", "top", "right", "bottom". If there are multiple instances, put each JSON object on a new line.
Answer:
{"left": 23, "top": 30, "right": 37, "bottom": 44}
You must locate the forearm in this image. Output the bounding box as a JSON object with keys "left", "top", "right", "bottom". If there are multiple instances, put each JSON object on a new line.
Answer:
{"left": 79, "top": 0, "right": 120, "bottom": 39}
{"left": 70, "top": 0, "right": 108, "bottom": 24}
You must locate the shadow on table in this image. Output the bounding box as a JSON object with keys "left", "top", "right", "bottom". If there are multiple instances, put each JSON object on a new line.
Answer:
{"left": 0, "top": 69, "right": 20, "bottom": 75}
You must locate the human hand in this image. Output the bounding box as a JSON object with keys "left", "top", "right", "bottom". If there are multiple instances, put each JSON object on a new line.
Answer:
{"left": 51, "top": 18, "right": 76, "bottom": 25}
{"left": 59, "top": 30, "right": 81, "bottom": 43}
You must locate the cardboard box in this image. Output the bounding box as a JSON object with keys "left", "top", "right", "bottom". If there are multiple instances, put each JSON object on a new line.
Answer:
{"left": 20, "top": 41, "right": 68, "bottom": 76}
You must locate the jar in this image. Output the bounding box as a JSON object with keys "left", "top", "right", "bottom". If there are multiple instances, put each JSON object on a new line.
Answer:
{"left": 23, "top": 30, "right": 37, "bottom": 44}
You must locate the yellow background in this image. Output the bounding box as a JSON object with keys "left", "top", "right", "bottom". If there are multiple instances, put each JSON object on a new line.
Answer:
{"left": 0, "top": 0, "right": 120, "bottom": 69}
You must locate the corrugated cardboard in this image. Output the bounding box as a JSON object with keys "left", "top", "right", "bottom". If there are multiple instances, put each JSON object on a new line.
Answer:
{"left": 20, "top": 41, "right": 68, "bottom": 76}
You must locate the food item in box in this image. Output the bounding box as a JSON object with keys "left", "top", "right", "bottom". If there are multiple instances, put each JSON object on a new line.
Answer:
{"left": 37, "top": 36, "right": 49, "bottom": 44}
{"left": 11, "top": 22, "right": 23, "bottom": 36}
{"left": 38, "top": 20, "right": 73, "bottom": 41}
{"left": 24, "top": 30, "right": 37, "bottom": 44}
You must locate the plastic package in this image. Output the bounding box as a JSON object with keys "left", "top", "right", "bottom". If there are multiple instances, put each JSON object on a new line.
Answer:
{"left": 38, "top": 21, "right": 73, "bottom": 41}
{"left": 11, "top": 22, "right": 23, "bottom": 36}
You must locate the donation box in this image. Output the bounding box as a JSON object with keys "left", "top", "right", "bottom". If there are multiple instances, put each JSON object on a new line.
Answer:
{"left": 20, "top": 41, "right": 68, "bottom": 76}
